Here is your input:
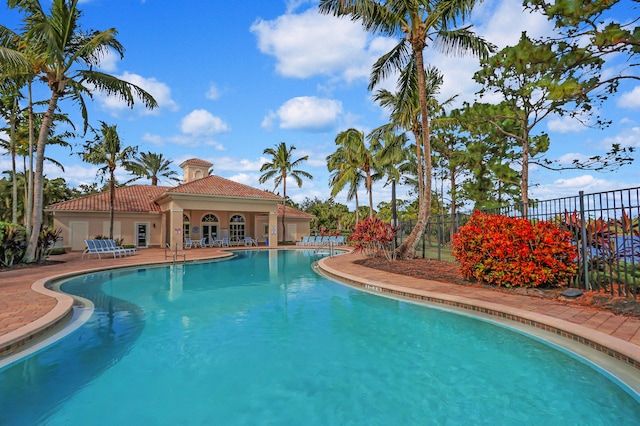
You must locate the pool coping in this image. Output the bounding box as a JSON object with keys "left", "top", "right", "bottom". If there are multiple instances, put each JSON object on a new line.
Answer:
{"left": 316, "top": 256, "right": 640, "bottom": 373}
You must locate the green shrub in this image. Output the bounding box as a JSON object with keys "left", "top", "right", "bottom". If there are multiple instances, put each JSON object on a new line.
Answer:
{"left": 0, "top": 222, "right": 26, "bottom": 268}
{"left": 452, "top": 211, "right": 578, "bottom": 288}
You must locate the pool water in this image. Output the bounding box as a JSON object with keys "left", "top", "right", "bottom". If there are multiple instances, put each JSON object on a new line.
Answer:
{"left": 1, "top": 250, "right": 639, "bottom": 425}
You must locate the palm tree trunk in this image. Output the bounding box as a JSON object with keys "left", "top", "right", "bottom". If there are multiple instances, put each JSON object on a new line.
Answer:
{"left": 25, "top": 93, "right": 59, "bottom": 262}
{"left": 9, "top": 97, "right": 18, "bottom": 224}
{"left": 366, "top": 169, "right": 373, "bottom": 218}
{"left": 110, "top": 168, "right": 115, "bottom": 239}
{"left": 26, "top": 81, "right": 35, "bottom": 240}
{"left": 281, "top": 176, "right": 287, "bottom": 243}
{"left": 355, "top": 192, "right": 360, "bottom": 224}
{"left": 397, "top": 48, "right": 432, "bottom": 260}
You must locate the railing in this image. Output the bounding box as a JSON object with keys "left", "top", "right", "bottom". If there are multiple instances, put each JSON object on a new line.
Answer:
{"left": 396, "top": 186, "right": 639, "bottom": 299}
{"left": 165, "top": 243, "right": 186, "bottom": 264}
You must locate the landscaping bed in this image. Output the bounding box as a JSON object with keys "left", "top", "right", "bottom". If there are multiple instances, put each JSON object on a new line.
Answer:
{"left": 356, "top": 257, "right": 640, "bottom": 318}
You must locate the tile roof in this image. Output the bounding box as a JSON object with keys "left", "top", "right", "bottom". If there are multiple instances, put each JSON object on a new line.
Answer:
{"left": 47, "top": 177, "right": 283, "bottom": 213}
{"left": 47, "top": 185, "right": 168, "bottom": 212}
{"left": 165, "top": 175, "right": 282, "bottom": 200}
{"left": 179, "top": 158, "right": 213, "bottom": 168}
{"left": 278, "top": 204, "right": 316, "bottom": 218}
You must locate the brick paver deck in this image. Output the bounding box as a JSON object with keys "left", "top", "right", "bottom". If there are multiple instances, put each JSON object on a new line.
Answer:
{"left": 1, "top": 249, "right": 639, "bottom": 373}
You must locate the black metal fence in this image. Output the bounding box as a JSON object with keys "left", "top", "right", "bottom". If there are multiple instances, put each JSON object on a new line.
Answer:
{"left": 397, "top": 187, "right": 640, "bottom": 298}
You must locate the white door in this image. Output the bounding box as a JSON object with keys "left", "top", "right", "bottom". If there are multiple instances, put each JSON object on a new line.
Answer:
{"left": 287, "top": 223, "right": 297, "bottom": 242}
{"left": 136, "top": 223, "right": 149, "bottom": 248}
{"left": 70, "top": 222, "right": 88, "bottom": 251}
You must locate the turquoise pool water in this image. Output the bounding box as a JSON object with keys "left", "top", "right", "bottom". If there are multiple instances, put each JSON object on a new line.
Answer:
{"left": 0, "top": 250, "right": 639, "bottom": 425}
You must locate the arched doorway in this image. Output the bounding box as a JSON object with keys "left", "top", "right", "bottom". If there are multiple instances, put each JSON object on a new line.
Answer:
{"left": 229, "top": 214, "right": 245, "bottom": 244}
{"left": 201, "top": 213, "right": 219, "bottom": 245}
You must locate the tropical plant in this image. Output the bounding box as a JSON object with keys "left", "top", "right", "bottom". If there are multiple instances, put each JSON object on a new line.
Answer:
{"left": 4, "top": 0, "right": 157, "bottom": 262}
{"left": 453, "top": 211, "right": 578, "bottom": 288}
{"left": 259, "top": 141, "right": 312, "bottom": 242}
{"left": 81, "top": 121, "right": 137, "bottom": 240}
{"left": 126, "top": 151, "right": 180, "bottom": 186}
{"left": 349, "top": 216, "right": 397, "bottom": 261}
{"left": 320, "top": 0, "right": 493, "bottom": 259}
{"left": 0, "top": 222, "right": 26, "bottom": 267}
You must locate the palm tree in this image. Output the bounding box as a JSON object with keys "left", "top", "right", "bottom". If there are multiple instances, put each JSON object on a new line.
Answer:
{"left": 127, "top": 151, "right": 180, "bottom": 186}
{"left": 327, "top": 149, "right": 366, "bottom": 224}
{"left": 327, "top": 128, "right": 378, "bottom": 219}
{"left": 319, "top": 0, "right": 493, "bottom": 258}
{"left": 370, "top": 130, "right": 410, "bottom": 235}
{"left": 259, "top": 142, "right": 312, "bottom": 243}
{"left": 82, "top": 121, "right": 137, "bottom": 240}
{"left": 6, "top": 0, "right": 157, "bottom": 262}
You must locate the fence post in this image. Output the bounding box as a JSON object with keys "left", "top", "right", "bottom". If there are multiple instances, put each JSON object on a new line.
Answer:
{"left": 436, "top": 214, "right": 442, "bottom": 261}
{"left": 578, "top": 191, "right": 590, "bottom": 290}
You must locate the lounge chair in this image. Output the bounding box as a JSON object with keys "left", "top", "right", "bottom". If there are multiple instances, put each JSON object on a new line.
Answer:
{"left": 82, "top": 239, "right": 102, "bottom": 259}
{"left": 106, "top": 239, "right": 137, "bottom": 256}
{"left": 307, "top": 236, "right": 318, "bottom": 246}
{"left": 220, "top": 237, "right": 230, "bottom": 247}
{"left": 244, "top": 236, "right": 258, "bottom": 246}
{"left": 297, "top": 236, "right": 309, "bottom": 246}
{"left": 96, "top": 239, "right": 125, "bottom": 257}
{"left": 209, "top": 237, "right": 222, "bottom": 247}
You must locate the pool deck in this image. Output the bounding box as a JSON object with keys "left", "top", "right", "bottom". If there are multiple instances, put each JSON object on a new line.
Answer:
{"left": 1, "top": 248, "right": 640, "bottom": 373}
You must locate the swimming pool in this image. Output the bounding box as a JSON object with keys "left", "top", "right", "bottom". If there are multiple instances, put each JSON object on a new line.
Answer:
{"left": 1, "top": 250, "right": 639, "bottom": 424}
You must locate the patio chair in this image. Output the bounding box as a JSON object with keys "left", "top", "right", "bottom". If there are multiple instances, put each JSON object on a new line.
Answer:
{"left": 184, "top": 238, "right": 194, "bottom": 249}
{"left": 221, "top": 237, "right": 230, "bottom": 247}
{"left": 106, "top": 239, "right": 137, "bottom": 256}
{"left": 297, "top": 236, "right": 309, "bottom": 246}
{"left": 307, "top": 236, "right": 318, "bottom": 246}
{"left": 82, "top": 240, "right": 102, "bottom": 259}
{"left": 96, "top": 239, "right": 125, "bottom": 257}
{"left": 196, "top": 237, "right": 207, "bottom": 248}
{"left": 244, "top": 236, "right": 258, "bottom": 246}
{"left": 209, "top": 237, "right": 222, "bottom": 247}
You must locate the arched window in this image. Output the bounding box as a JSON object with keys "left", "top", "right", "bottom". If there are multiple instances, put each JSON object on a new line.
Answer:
{"left": 201, "top": 214, "right": 219, "bottom": 243}
{"left": 183, "top": 214, "right": 190, "bottom": 239}
{"left": 229, "top": 214, "right": 245, "bottom": 242}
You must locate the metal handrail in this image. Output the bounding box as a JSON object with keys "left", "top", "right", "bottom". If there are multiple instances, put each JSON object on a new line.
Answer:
{"left": 165, "top": 243, "right": 186, "bottom": 263}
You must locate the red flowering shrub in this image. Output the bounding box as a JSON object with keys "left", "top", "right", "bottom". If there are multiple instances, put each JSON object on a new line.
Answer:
{"left": 349, "top": 216, "right": 397, "bottom": 261}
{"left": 452, "top": 211, "right": 578, "bottom": 287}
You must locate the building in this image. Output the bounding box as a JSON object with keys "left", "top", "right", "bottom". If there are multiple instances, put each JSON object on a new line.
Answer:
{"left": 47, "top": 158, "right": 314, "bottom": 250}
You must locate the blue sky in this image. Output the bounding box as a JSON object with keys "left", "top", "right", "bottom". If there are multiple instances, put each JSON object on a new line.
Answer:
{"left": 1, "top": 0, "right": 638, "bottom": 209}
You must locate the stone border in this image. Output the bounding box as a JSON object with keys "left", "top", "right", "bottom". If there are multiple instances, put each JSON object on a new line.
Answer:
{"left": 317, "top": 257, "right": 640, "bottom": 372}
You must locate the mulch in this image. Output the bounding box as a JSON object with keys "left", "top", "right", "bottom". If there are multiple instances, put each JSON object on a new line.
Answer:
{"left": 356, "top": 256, "right": 640, "bottom": 318}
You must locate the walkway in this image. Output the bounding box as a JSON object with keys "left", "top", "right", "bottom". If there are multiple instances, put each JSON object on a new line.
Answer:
{"left": 1, "top": 249, "right": 639, "bottom": 374}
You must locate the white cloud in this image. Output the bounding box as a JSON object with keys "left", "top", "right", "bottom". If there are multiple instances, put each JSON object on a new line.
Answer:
{"left": 180, "top": 109, "right": 230, "bottom": 135}
{"left": 531, "top": 174, "right": 624, "bottom": 199}
{"left": 206, "top": 83, "right": 220, "bottom": 100}
{"left": 214, "top": 157, "right": 265, "bottom": 172}
{"left": 434, "top": 0, "right": 554, "bottom": 106}
{"left": 94, "top": 72, "right": 178, "bottom": 116}
{"left": 617, "top": 86, "right": 640, "bottom": 109}
{"left": 251, "top": 9, "right": 394, "bottom": 82}
{"left": 98, "top": 50, "right": 120, "bottom": 72}
{"left": 601, "top": 126, "right": 640, "bottom": 148}
{"left": 547, "top": 116, "right": 588, "bottom": 133}
{"left": 271, "top": 96, "right": 343, "bottom": 131}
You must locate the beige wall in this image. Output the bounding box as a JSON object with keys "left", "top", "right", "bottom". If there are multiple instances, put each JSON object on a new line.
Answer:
{"left": 51, "top": 198, "right": 312, "bottom": 250}
{"left": 51, "top": 211, "right": 164, "bottom": 250}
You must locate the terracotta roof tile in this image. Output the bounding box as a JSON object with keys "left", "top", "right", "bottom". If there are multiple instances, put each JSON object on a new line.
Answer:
{"left": 47, "top": 185, "right": 169, "bottom": 212}
{"left": 179, "top": 158, "right": 213, "bottom": 168}
{"left": 166, "top": 175, "right": 282, "bottom": 200}
{"left": 278, "top": 204, "right": 315, "bottom": 218}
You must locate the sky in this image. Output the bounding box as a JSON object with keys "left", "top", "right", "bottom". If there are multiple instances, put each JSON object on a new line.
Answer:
{"left": 1, "top": 0, "right": 639, "bottom": 210}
